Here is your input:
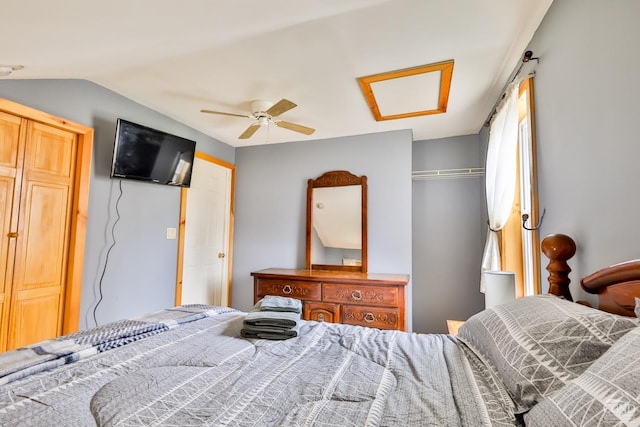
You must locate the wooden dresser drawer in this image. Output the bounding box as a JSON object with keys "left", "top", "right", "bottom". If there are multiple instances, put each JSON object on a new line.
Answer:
{"left": 341, "top": 305, "right": 400, "bottom": 330}
{"left": 255, "top": 279, "right": 321, "bottom": 301}
{"left": 323, "top": 283, "right": 399, "bottom": 307}
{"left": 303, "top": 302, "right": 340, "bottom": 323}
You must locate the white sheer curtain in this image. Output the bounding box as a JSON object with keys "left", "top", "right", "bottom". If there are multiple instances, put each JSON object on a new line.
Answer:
{"left": 481, "top": 84, "right": 519, "bottom": 292}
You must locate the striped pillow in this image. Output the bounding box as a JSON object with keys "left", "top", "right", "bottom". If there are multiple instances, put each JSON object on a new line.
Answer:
{"left": 458, "top": 295, "right": 639, "bottom": 413}
{"left": 525, "top": 326, "right": 640, "bottom": 426}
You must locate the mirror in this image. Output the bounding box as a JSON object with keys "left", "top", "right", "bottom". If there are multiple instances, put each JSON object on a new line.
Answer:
{"left": 306, "top": 170, "right": 367, "bottom": 273}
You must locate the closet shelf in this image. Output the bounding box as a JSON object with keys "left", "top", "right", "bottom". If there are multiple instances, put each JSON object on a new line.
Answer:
{"left": 412, "top": 168, "right": 485, "bottom": 180}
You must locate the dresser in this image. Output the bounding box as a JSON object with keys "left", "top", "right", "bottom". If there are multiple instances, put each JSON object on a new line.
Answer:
{"left": 252, "top": 268, "right": 409, "bottom": 331}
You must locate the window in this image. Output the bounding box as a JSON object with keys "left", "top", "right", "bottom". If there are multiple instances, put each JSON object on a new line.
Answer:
{"left": 501, "top": 77, "right": 541, "bottom": 297}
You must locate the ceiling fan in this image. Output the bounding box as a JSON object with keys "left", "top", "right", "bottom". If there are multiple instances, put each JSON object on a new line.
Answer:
{"left": 201, "top": 99, "right": 315, "bottom": 139}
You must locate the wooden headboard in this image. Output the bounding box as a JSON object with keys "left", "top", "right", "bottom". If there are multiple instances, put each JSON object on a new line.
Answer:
{"left": 541, "top": 233, "right": 640, "bottom": 317}
{"left": 580, "top": 260, "right": 640, "bottom": 317}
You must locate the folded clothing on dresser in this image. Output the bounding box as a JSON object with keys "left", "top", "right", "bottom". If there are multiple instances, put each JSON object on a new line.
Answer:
{"left": 241, "top": 296, "right": 302, "bottom": 340}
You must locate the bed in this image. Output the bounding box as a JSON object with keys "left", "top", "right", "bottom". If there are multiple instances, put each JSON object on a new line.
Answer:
{"left": 1, "top": 234, "right": 639, "bottom": 426}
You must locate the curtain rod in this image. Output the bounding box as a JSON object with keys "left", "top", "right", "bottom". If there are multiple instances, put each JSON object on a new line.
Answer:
{"left": 483, "top": 50, "right": 539, "bottom": 127}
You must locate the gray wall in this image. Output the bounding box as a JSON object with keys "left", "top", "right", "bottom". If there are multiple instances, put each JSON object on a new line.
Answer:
{"left": 412, "top": 135, "right": 485, "bottom": 333}
{"left": 518, "top": 0, "right": 640, "bottom": 302}
{"left": 0, "top": 79, "right": 234, "bottom": 329}
{"left": 232, "top": 130, "right": 414, "bottom": 329}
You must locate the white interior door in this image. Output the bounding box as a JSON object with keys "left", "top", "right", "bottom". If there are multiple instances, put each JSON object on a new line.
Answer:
{"left": 180, "top": 154, "right": 233, "bottom": 306}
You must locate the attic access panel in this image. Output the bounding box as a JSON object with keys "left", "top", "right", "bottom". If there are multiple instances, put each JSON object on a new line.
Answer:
{"left": 357, "top": 60, "right": 454, "bottom": 121}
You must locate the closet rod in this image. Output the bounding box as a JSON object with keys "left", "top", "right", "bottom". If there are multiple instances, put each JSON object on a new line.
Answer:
{"left": 412, "top": 168, "right": 485, "bottom": 180}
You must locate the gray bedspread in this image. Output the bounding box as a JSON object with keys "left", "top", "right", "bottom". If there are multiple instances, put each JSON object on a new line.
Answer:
{"left": 0, "top": 306, "right": 517, "bottom": 426}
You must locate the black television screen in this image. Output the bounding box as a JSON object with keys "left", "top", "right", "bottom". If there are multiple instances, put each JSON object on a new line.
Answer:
{"left": 110, "top": 119, "right": 196, "bottom": 187}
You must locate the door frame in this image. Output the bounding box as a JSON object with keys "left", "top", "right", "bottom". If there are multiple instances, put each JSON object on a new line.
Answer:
{"left": 0, "top": 97, "right": 94, "bottom": 334}
{"left": 175, "top": 152, "right": 235, "bottom": 307}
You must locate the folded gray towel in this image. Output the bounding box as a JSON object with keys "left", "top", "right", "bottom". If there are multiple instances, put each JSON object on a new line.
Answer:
{"left": 241, "top": 323, "right": 300, "bottom": 340}
{"left": 244, "top": 307, "right": 300, "bottom": 328}
{"left": 240, "top": 330, "right": 297, "bottom": 340}
{"left": 241, "top": 298, "right": 302, "bottom": 340}
{"left": 260, "top": 295, "right": 302, "bottom": 314}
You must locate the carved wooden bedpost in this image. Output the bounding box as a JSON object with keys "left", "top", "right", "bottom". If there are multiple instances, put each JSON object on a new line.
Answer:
{"left": 541, "top": 234, "right": 576, "bottom": 301}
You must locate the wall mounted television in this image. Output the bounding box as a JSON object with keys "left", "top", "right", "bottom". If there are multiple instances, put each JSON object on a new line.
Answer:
{"left": 110, "top": 118, "right": 196, "bottom": 188}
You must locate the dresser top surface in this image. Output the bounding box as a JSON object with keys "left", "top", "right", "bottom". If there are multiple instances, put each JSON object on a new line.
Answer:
{"left": 251, "top": 268, "right": 409, "bottom": 285}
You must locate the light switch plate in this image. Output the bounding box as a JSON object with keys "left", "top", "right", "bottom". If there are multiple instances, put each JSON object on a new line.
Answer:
{"left": 166, "top": 227, "right": 177, "bottom": 240}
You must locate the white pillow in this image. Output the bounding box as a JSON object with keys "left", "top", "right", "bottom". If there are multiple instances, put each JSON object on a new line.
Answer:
{"left": 635, "top": 297, "right": 640, "bottom": 318}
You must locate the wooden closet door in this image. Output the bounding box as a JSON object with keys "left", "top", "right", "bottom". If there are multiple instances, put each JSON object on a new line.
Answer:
{"left": 7, "top": 121, "right": 77, "bottom": 350}
{"left": 0, "top": 112, "right": 25, "bottom": 351}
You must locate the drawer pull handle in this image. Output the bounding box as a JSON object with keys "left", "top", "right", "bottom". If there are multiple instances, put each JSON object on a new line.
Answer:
{"left": 282, "top": 285, "right": 293, "bottom": 294}
{"left": 318, "top": 313, "right": 325, "bottom": 322}
{"left": 364, "top": 313, "right": 375, "bottom": 323}
{"left": 351, "top": 290, "right": 362, "bottom": 301}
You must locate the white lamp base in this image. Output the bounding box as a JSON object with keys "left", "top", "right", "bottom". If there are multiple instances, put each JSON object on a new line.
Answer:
{"left": 484, "top": 271, "right": 516, "bottom": 309}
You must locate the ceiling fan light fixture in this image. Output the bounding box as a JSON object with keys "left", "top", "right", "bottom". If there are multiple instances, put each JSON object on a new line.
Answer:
{"left": 258, "top": 116, "right": 269, "bottom": 127}
{"left": 201, "top": 98, "right": 315, "bottom": 139}
{"left": 251, "top": 100, "right": 274, "bottom": 116}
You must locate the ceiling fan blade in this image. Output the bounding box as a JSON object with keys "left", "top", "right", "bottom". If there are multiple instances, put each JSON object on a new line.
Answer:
{"left": 276, "top": 120, "right": 315, "bottom": 135}
{"left": 266, "top": 99, "right": 297, "bottom": 117}
{"left": 200, "top": 109, "right": 250, "bottom": 119}
{"left": 239, "top": 123, "right": 261, "bottom": 139}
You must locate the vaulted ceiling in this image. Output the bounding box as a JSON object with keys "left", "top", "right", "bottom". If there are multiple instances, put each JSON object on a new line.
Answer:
{"left": 0, "top": 0, "right": 553, "bottom": 147}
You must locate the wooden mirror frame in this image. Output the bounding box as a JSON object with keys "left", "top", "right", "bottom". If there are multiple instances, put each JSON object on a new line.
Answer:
{"left": 305, "top": 170, "right": 368, "bottom": 273}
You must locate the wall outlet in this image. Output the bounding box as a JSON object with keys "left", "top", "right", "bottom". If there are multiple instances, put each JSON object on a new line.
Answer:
{"left": 166, "top": 227, "right": 177, "bottom": 240}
